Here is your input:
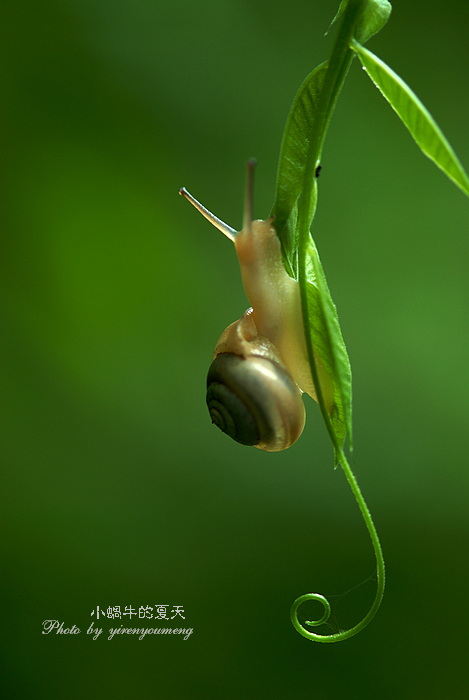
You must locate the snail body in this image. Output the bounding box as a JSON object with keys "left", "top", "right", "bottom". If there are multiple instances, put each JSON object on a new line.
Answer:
{"left": 232, "top": 218, "right": 333, "bottom": 409}
{"left": 180, "top": 163, "right": 333, "bottom": 451}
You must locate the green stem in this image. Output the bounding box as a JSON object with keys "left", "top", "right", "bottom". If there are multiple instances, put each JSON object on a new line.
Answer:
{"left": 297, "top": 0, "right": 361, "bottom": 433}
{"left": 293, "top": 0, "right": 385, "bottom": 642}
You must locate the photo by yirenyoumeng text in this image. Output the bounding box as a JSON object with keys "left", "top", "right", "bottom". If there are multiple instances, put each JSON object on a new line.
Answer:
{"left": 42, "top": 620, "right": 193, "bottom": 640}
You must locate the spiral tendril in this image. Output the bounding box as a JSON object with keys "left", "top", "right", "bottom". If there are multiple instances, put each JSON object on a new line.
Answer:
{"left": 290, "top": 449, "right": 385, "bottom": 643}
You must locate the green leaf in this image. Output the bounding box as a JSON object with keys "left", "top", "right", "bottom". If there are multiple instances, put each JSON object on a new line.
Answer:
{"left": 354, "top": 0, "right": 392, "bottom": 44}
{"left": 271, "top": 61, "right": 328, "bottom": 274}
{"left": 328, "top": 0, "right": 392, "bottom": 45}
{"left": 305, "top": 241, "right": 353, "bottom": 455}
{"left": 352, "top": 40, "right": 469, "bottom": 197}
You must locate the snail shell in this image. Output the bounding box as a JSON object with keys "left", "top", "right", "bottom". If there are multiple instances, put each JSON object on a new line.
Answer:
{"left": 206, "top": 309, "right": 306, "bottom": 451}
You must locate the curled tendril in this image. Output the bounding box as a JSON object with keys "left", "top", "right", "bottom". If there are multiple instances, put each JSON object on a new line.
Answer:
{"left": 291, "top": 449, "right": 386, "bottom": 643}
{"left": 291, "top": 593, "right": 331, "bottom": 633}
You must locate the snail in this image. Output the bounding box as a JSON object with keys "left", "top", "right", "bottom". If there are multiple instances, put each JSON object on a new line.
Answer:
{"left": 179, "top": 161, "right": 334, "bottom": 451}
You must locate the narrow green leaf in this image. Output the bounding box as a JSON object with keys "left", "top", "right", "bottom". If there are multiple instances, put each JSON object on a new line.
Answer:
{"left": 352, "top": 40, "right": 469, "bottom": 197}
{"left": 305, "top": 242, "right": 352, "bottom": 454}
{"left": 271, "top": 61, "right": 328, "bottom": 271}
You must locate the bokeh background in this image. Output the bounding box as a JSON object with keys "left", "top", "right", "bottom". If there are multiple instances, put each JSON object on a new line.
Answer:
{"left": 1, "top": 1, "right": 468, "bottom": 697}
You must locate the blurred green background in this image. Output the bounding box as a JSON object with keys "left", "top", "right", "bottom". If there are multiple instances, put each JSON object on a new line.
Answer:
{"left": 1, "top": 1, "right": 468, "bottom": 697}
